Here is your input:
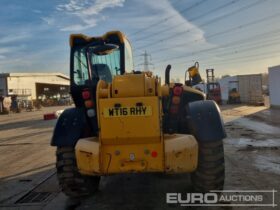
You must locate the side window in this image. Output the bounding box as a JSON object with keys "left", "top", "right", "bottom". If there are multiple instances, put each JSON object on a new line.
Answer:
{"left": 73, "top": 49, "right": 89, "bottom": 85}
{"left": 124, "top": 39, "right": 134, "bottom": 72}
{"left": 109, "top": 50, "right": 121, "bottom": 76}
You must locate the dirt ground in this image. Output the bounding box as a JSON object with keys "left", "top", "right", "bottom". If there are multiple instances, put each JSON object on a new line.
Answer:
{"left": 0, "top": 105, "right": 279, "bottom": 210}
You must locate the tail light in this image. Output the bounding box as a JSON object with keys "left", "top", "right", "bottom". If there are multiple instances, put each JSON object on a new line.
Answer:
{"left": 172, "top": 96, "right": 181, "bottom": 105}
{"left": 82, "top": 90, "right": 91, "bottom": 99}
{"left": 173, "top": 86, "right": 183, "bottom": 96}
{"left": 85, "top": 100, "right": 94, "bottom": 108}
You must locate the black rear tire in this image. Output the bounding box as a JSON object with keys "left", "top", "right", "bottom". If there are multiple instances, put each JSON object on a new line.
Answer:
{"left": 191, "top": 140, "right": 225, "bottom": 192}
{"left": 56, "top": 147, "right": 100, "bottom": 198}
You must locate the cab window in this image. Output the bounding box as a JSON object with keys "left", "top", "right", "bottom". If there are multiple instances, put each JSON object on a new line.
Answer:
{"left": 73, "top": 48, "right": 89, "bottom": 85}
{"left": 91, "top": 49, "right": 120, "bottom": 82}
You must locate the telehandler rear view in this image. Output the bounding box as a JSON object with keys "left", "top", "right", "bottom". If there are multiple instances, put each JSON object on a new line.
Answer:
{"left": 51, "top": 31, "right": 226, "bottom": 198}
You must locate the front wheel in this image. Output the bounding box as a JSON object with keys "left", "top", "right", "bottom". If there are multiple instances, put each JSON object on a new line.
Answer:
{"left": 56, "top": 147, "right": 100, "bottom": 198}
{"left": 191, "top": 140, "right": 225, "bottom": 192}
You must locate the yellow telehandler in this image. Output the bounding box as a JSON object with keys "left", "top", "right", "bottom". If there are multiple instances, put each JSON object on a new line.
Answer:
{"left": 51, "top": 31, "right": 226, "bottom": 198}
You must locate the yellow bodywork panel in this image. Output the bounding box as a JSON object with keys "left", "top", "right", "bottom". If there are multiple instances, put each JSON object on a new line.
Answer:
{"left": 100, "top": 142, "right": 164, "bottom": 173}
{"left": 111, "top": 73, "right": 156, "bottom": 98}
{"left": 98, "top": 96, "right": 160, "bottom": 144}
{"left": 164, "top": 134, "right": 198, "bottom": 173}
{"left": 112, "top": 74, "right": 145, "bottom": 98}
{"left": 75, "top": 74, "right": 198, "bottom": 176}
{"left": 75, "top": 137, "right": 100, "bottom": 175}
{"left": 75, "top": 134, "right": 198, "bottom": 175}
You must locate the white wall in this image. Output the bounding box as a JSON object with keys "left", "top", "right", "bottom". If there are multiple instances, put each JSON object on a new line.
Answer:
{"left": 7, "top": 77, "right": 36, "bottom": 99}
{"left": 268, "top": 65, "right": 280, "bottom": 107}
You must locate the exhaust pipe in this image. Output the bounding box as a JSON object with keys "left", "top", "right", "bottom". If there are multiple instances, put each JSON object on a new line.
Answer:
{"left": 165, "top": 64, "right": 171, "bottom": 85}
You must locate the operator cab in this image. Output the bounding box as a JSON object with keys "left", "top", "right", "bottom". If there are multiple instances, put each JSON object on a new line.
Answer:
{"left": 69, "top": 31, "right": 134, "bottom": 107}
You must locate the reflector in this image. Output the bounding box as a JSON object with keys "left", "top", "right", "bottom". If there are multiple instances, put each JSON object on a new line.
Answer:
{"left": 151, "top": 151, "right": 158, "bottom": 158}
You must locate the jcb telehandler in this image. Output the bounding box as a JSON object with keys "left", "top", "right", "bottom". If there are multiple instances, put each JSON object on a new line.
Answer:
{"left": 51, "top": 31, "right": 226, "bottom": 198}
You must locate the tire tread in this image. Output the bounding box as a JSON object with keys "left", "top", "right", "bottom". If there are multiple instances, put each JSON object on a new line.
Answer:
{"left": 56, "top": 147, "right": 100, "bottom": 198}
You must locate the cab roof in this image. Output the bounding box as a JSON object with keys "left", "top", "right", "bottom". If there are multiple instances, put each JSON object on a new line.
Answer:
{"left": 69, "top": 31, "right": 127, "bottom": 47}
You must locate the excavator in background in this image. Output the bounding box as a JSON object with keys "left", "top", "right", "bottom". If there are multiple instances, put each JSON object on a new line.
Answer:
{"left": 51, "top": 31, "right": 226, "bottom": 198}
{"left": 206, "top": 69, "right": 222, "bottom": 105}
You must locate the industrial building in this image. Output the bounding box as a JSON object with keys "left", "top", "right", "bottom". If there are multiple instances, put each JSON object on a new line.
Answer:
{"left": 0, "top": 73, "right": 70, "bottom": 103}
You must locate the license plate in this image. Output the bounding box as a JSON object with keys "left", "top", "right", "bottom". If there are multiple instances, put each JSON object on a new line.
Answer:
{"left": 103, "top": 106, "right": 152, "bottom": 117}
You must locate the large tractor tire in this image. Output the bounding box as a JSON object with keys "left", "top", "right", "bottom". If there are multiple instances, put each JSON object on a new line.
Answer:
{"left": 56, "top": 147, "right": 100, "bottom": 198}
{"left": 184, "top": 100, "right": 226, "bottom": 192}
{"left": 191, "top": 140, "right": 225, "bottom": 192}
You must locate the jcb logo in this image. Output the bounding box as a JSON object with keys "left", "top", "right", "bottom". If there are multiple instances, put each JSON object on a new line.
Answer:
{"left": 103, "top": 106, "right": 152, "bottom": 117}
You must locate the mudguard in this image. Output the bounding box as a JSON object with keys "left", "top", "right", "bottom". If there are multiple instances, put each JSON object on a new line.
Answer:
{"left": 186, "top": 100, "right": 226, "bottom": 142}
{"left": 51, "top": 107, "right": 87, "bottom": 147}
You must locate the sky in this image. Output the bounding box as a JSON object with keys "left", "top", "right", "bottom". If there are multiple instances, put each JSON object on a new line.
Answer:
{"left": 0, "top": 0, "right": 280, "bottom": 81}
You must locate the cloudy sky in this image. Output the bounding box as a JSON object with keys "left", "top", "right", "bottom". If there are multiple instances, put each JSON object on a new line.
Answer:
{"left": 0, "top": 0, "right": 280, "bottom": 80}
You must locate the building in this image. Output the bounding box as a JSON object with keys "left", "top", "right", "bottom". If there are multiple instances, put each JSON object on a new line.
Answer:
{"left": 268, "top": 65, "right": 280, "bottom": 107}
{"left": 0, "top": 73, "right": 70, "bottom": 102}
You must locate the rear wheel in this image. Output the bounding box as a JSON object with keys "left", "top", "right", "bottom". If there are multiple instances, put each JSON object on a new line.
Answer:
{"left": 191, "top": 140, "right": 225, "bottom": 192}
{"left": 56, "top": 147, "right": 100, "bottom": 198}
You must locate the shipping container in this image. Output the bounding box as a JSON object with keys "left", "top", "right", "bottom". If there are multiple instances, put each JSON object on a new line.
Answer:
{"left": 268, "top": 65, "right": 280, "bottom": 107}
{"left": 218, "top": 74, "right": 263, "bottom": 105}
{"left": 238, "top": 74, "right": 263, "bottom": 105}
